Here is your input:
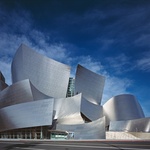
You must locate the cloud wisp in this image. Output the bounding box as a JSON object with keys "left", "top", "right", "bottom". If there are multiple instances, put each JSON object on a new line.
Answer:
{"left": 0, "top": 2, "right": 137, "bottom": 107}
{"left": 135, "top": 51, "right": 150, "bottom": 72}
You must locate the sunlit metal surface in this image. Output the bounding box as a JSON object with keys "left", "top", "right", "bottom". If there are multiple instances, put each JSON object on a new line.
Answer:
{"left": 109, "top": 117, "right": 150, "bottom": 132}
{"left": 103, "top": 94, "right": 145, "bottom": 126}
{"left": 81, "top": 97, "right": 103, "bottom": 121}
{"left": 11, "top": 44, "right": 71, "bottom": 98}
{"left": 0, "top": 98, "right": 54, "bottom": 132}
{"left": 55, "top": 93, "right": 84, "bottom": 124}
{"left": 0, "top": 44, "right": 148, "bottom": 139}
{"left": 75, "top": 64, "right": 105, "bottom": 105}
{"left": 56, "top": 117, "right": 106, "bottom": 139}
{"left": 0, "top": 79, "right": 50, "bottom": 108}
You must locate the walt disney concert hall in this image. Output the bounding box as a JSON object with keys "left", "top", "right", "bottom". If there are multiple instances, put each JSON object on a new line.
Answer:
{"left": 0, "top": 44, "right": 149, "bottom": 140}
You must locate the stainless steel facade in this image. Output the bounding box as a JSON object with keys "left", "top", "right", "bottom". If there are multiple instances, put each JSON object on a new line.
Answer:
{"left": 0, "top": 99, "right": 54, "bottom": 132}
{"left": 109, "top": 117, "right": 150, "bottom": 132}
{"left": 56, "top": 117, "right": 106, "bottom": 139}
{"left": 81, "top": 97, "right": 103, "bottom": 121}
{"left": 0, "top": 79, "right": 50, "bottom": 109}
{"left": 75, "top": 64, "right": 105, "bottom": 105}
{"left": 103, "top": 94, "right": 145, "bottom": 126}
{"left": 54, "top": 93, "right": 84, "bottom": 124}
{"left": 11, "top": 44, "right": 71, "bottom": 98}
{"left": 0, "top": 44, "right": 149, "bottom": 140}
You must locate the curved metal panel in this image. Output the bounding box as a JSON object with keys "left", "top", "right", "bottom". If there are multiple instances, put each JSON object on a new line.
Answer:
{"left": 56, "top": 117, "right": 106, "bottom": 139}
{"left": 55, "top": 93, "right": 84, "bottom": 124}
{"left": 81, "top": 97, "right": 103, "bottom": 121}
{"left": 11, "top": 44, "right": 71, "bottom": 98}
{"left": 0, "top": 98, "right": 54, "bottom": 132}
{"left": 0, "top": 79, "right": 50, "bottom": 109}
{"left": 75, "top": 64, "right": 105, "bottom": 105}
{"left": 103, "top": 94, "right": 145, "bottom": 126}
{"left": 109, "top": 117, "right": 150, "bottom": 132}
{"left": 53, "top": 98, "right": 64, "bottom": 119}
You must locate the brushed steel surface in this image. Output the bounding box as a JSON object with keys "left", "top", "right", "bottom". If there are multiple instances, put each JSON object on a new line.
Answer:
{"left": 0, "top": 79, "right": 50, "bottom": 109}
{"left": 11, "top": 44, "right": 70, "bottom": 98}
{"left": 81, "top": 97, "right": 103, "bottom": 121}
{"left": 0, "top": 44, "right": 148, "bottom": 139}
{"left": 55, "top": 93, "right": 84, "bottom": 124}
{"left": 75, "top": 64, "right": 105, "bottom": 105}
{"left": 103, "top": 94, "right": 145, "bottom": 126}
{"left": 110, "top": 117, "right": 150, "bottom": 132}
{"left": 56, "top": 117, "right": 106, "bottom": 139}
{"left": 0, "top": 98, "right": 54, "bottom": 132}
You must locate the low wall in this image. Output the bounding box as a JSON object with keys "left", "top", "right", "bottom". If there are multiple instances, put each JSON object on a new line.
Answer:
{"left": 106, "top": 132, "right": 150, "bottom": 139}
{"left": 130, "top": 132, "right": 150, "bottom": 139}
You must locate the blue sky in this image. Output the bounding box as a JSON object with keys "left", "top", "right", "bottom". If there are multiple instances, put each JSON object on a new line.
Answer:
{"left": 0, "top": 0, "right": 150, "bottom": 116}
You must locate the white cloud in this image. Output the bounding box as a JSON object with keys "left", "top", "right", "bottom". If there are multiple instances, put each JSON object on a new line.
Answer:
{"left": 137, "top": 58, "right": 150, "bottom": 71}
{"left": 105, "top": 53, "right": 132, "bottom": 74}
{"left": 134, "top": 34, "right": 150, "bottom": 47}
{"left": 78, "top": 55, "right": 103, "bottom": 73}
{"left": 136, "top": 52, "right": 150, "bottom": 72}
{"left": 97, "top": 39, "right": 115, "bottom": 51}
{"left": 102, "top": 75, "right": 132, "bottom": 104}
{"left": 0, "top": 7, "right": 70, "bottom": 84}
{"left": 33, "top": 43, "right": 70, "bottom": 63}
{"left": 0, "top": 32, "right": 70, "bottom": 84}
{"left": 69, "top": 55, "right": 132, "bottom": 104}
{"left": 0, "top": 5, "right": 132, "bottom": 106}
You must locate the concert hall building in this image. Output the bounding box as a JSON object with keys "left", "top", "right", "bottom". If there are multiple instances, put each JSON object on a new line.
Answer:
{"left": 0, "top": 44, "right": 149, "bottom": 139}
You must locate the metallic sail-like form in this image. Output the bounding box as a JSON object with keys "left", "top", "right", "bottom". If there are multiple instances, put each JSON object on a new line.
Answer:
{"left": 81, "top": 97, "right": 103, "bottom": 121}
{"left": 0, "top": 78, "right": 54, "bottom": 132}
{"left": 11, "top": 44, "right": 70, "bottom": 98}
{"left": 75, "top": 64, "right": 105, "bottom": 105}
{"left": 54, "top": 93, "right": 84, "bottom": 124}
{"left": 0, "top": 44, "right": 148, "bottom": 140}
{"left": 56, "top": 117, "right": 106, "bottom": 139}
{"left": 0, "top": 99, "right": 54, "bottom": 132}
{"left": 103, "top": 94, "right": 145, "bottom": 126}
{"left": 0, "top": 79, "right": 50, "bottom": 108}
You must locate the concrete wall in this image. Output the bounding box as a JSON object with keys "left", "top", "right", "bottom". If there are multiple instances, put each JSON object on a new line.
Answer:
{"left": 106, "top": 132, "right": 150, "bottom": 139}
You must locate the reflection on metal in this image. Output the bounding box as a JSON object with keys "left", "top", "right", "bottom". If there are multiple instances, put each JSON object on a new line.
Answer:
{"left": 0, "top": 79, "right": 50, "bottom": 109}
{"left": 55, "top": 93, "right": 84, "bottom": 124}
{"left": 11, "top": 44, "right": 70, "bottom": 98}
{"left": 110, "top": 117, "right": 150, "bottom": 132}
{"left": 75, "top": 64, "right": 105, "bottom": 105}
{"left": 0, "top": 44, "right": 149, "bottom": 140}
{"left": 56, "top": 117, "right": 106, "bottom": 139}
{"left": 81, "top": 97, "right": 103, "bottom": 121}
{"left": 0, "top": 99, "right": 54, "bottom": 132}
{"left": 103, "top": 94, "right": 145, "bottom": 126}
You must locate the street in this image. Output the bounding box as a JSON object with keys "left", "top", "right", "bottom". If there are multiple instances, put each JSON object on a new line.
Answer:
{"left": 0, "top": 139, "right": 150, "bottom": 150}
